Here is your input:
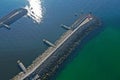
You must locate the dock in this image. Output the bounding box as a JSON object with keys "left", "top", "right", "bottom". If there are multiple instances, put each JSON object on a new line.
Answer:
{"left": 0, "top": 8, "right": 27, "bottom": 29}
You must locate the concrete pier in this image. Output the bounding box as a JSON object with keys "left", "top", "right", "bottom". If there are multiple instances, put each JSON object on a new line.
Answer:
{"left": 17, "top": 60, "right": 27, "bottom": 73}
{"left": 61, "top": 24, "right": 71, "bottom": 30}
{"left": 0, "top": 8, "right": 27, "bottom": 29}
{"left": 43, "top": 39, "right": 56, "bottom": 47}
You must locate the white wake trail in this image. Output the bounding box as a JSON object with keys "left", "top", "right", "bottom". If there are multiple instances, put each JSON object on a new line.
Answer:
{"left": 25, "top": 0, "right": 43, "bottom": 23}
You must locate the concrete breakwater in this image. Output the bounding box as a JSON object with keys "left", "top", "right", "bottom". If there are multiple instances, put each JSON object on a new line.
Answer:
{"left": 11, "top": 14, "right": 101, "bottom": 80}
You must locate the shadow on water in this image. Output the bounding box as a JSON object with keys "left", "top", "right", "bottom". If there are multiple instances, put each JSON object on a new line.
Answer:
{"left": 50, "top": 19, "right": 105, "bottom": 80}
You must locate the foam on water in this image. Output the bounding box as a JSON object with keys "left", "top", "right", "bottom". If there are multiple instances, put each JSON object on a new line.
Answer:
{"left": 25, "top": 0, "right": 43, "bottom": 23}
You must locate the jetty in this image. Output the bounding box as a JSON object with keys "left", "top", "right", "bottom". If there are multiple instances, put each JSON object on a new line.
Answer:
{"left": 11, "top": 14, "right": 100, "bottom": 80}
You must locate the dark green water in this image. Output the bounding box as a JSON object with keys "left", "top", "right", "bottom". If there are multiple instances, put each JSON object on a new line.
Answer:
{"left": 56, "top": 25, "right": 120, "bottom": 80}
{"left": 56, "top": 14, "right": 120, "bottom": 80}
{"left": 54, "top": 0, "right": 120, "bottom": 80}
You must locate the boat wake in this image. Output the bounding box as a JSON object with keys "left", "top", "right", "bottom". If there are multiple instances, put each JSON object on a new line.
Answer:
{"left": 25, "top": 0, "right": 43, "bottom": 23}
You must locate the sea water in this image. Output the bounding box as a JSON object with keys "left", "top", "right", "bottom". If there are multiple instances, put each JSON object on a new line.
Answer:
{"left": 0, "top": 0, "right": 120, "bottom": 80}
